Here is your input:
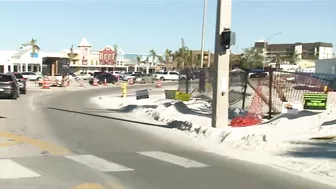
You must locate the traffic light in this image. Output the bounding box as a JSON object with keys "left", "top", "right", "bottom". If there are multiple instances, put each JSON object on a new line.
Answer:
{"left": 220, "top": 28, "right": 236, "bottom": 50}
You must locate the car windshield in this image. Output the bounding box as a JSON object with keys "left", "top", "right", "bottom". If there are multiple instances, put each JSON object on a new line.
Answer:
{"left": 0, "top": 74, "right": 13, "bottom": 82}
{"left": 13, "top": 73, "right": 23, "bottom": 79}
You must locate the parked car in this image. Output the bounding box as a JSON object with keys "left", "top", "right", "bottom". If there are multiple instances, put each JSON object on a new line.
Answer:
{"left": 21, "top": 72, "right": 42, "bottom": 81}
{"left": 8, "top": 72, "right": 26, "bottom": 94}
{"left": 140, "top": 74, "right": 156, "bottom": 83}
{"left": 89, "top": 73, "right": 118, "bottom": 85}
{"left": 155, "top": 71, "right": 180, "bottom": 81}
{"left": 75, "top": 72, "right": 91, "bottom": 80}
{"left": 123, "top": 73, "right": 142, "bottom": 81}
{"left": 0, "top": 73, "right": 20, "bottom": 99}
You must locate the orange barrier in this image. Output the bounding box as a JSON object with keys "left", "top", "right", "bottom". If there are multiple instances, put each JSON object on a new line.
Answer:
{"left": 128, "top": 78, "right": 134, "bottom": 85}
{"left": 42, "top": 78, "right": 51, "bottom": 89}
{"left": 156, "top": 80, "right": 162, "bottom": 88}
{"left": 92, "top": 78, "right": 99, "bottom": 86}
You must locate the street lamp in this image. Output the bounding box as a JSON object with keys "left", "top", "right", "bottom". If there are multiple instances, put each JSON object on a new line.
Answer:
{"left": 200, "top": 0, "right": 208, "bottom": 68}
{"left": 263, "top": 32, "right": 282, "bottom": 69}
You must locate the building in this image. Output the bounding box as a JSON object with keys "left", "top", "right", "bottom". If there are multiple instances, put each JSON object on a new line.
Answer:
{"left": 60, "top": 37, "right": 130, "bottom": 73}
{"left": 122, "top": 53, "right": 164, "bottom": 73}
{"left": 0, "top": 46, "right": 67, "bottom": 73}
{"left": 0, "top": 37, "right": 164, "bottom": 74}
{"left": 315, "top": 58, "right": 336, "bottom": 74}
{"left": 190, "top": 50, "right": 214, "bottom": 67}
{"left": 254, "top": 42, "right": 334, "bottom": 63}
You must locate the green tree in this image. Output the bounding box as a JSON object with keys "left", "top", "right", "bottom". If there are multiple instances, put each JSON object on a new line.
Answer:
{"left": 136, "top": 55, "right": 142, "bottom": 65}
{"left": 173, "top": 46, "right": 193, "bottom": 69}
{"left": 113, "top": 44, "right": 118, "bottom": 70}
{"left": 280, "top": 50, "right": 300, "bottom": 64}
{"left": 230, "top": 53, "right": 244, "bottom": 69}
{"left": 241, "top": 48, "right": 263, "bottom": 69}
{"left": 67, "top": 44, "right": 78, "bottom": 65}
{"left": 22, "top": 38, "right": 40, "bottom": 54}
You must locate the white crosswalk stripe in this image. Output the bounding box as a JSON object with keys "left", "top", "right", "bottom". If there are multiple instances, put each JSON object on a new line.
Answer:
{"left": 138, "top": 151, "right": 209, "bottom": 168}
{"left": 65, "top": 154, "right": 134, "bottom": 172}
{"left": 0, "top": 159, "right": 40, "bottom": 179}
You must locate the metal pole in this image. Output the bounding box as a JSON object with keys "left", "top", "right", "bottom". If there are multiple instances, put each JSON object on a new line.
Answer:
{"left": 211, "top": 0, "right": 232, "bottom": 128}
{"left": 200, "top": 0, "right": 208, "bottom": 68}
{"left": 207, "top": 49, "right": 211, "bottom": 67}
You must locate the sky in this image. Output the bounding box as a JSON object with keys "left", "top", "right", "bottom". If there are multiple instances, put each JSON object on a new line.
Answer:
{"left": 0, "top": 0, "right": 335, "bottom": 55}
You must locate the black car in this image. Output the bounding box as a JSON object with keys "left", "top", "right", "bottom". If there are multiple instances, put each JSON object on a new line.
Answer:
{"left": 89, "top": 73, "right": 118, "bottom": 85}
{"left": 0, "top": 74, "right": 20, "bottom": 99}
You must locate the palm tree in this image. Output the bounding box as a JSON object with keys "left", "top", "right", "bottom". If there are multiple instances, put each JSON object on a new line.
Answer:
{"left": 173, "top": 46, "right": 192, "bottom": 69}
{"left": 113, "top": 44, "right": 118, "bottom": 71}
{"left": 21, "top": 38, "right": 40, "bottom": 71}
{"left": 67, "top": 44, "right": 78, "bottom": 65}
{"left": 22, "top": 38, "right": 40, "bottom": 55}
{"left": 164, "top": 49, "right": 172, "bottom": 70}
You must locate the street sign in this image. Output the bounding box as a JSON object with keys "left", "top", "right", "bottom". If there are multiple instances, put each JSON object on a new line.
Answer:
{"left": 175, "top": 91, "right": 191, "bottom": 101}
{"left": 303, "top": 93, "right": 327, "bottom": 110}
{"left": 136, "top": 89, "right": 149, "bottom": 100}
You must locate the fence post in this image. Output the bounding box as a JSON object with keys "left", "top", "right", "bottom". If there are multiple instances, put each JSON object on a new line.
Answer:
{"left": 268, "top": 70, "right": 273, "bottom": 119}
{"left": 186, "top": 73, "right": 189, "bottom": 93}
{"left": 241, "top": 70, "right": 249, "bottom": 110}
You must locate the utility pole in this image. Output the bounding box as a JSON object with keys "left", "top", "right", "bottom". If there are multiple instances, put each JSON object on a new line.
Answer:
{"left": 212, "top": 0, "right": 232, "bottom": 128}
{"left": 207, "top": 49, "right": 211, "bottom": 67}
{"left": 200, "top": 0, "right": 208, "bottom": 68}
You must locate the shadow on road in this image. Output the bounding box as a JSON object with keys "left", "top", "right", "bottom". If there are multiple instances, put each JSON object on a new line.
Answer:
{"left": 0, "top": 116, "right": 6, "bottom": 119}
{"left": 281, "top": 140, "right": 336, "bottom": 159}
{"left": 47, "top": 107, "right": 191, "bottom": 130}
{"left": 263, "top": 110, "right": 320, "bottom": 124}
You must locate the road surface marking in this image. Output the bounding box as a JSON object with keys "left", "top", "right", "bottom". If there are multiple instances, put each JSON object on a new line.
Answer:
{"left": 138, "top": 151, "right": 209, "bottom": 168}
{"left": 71, "top": 183, "right": 106, "bottom": 189}
{"left": 0, "top": 131, "right": 71, "bottom": 156}
{"left": 107, "top": 182, "right": 124, "bottom": 189}
{"left": 0, "top": 159, "right": 40, "bottom": 179}
{"left": 0, "top": 140, "right": 22, "bottom": 147}
{"left": 65, "top": 154, "right": 134, "bottom": 172}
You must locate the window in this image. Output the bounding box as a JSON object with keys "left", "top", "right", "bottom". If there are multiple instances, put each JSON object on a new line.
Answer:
{"left": 14, "top": 73, "right": 24, "bottom": 79}
{"left": 0, "top": 74, "right": 12, "bottom": 81}
{"left": 91, "top": 60, "right": 94, "bottom": 65}
{"left": 96, "top": 60, "right": 98, "bottom": 65}
{"left": 108, "top": 54, "right": 112, "bottom": 60}
{"left": 99, "top": 53, "right": 103, "bottom": 59}
{"left": 104, "top": 54, "right": 108, "bottom": 60}
{"left": 170, "top": 72, "right": 179, "bottom": 75}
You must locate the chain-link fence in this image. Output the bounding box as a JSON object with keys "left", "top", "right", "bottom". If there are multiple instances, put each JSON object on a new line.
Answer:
{"left": 179, "top": 68, "right": 336, "bottom": 119}
{"left": 241, "top": 70, "right": 336, "bottom": 118}
{"left": 178, "top": 68, "right": 247, "bottom": 104}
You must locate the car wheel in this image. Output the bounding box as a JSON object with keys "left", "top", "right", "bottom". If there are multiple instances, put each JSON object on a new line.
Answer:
{"left": 160, "top": 77, "right": 165, "bottom": 81}
{"left": 21, "top": 89, "right": 26, "bottom": 94}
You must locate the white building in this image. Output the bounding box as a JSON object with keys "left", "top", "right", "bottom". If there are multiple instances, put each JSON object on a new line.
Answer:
{"left": 0, "top": 47, "right": 66, "bottom": 73}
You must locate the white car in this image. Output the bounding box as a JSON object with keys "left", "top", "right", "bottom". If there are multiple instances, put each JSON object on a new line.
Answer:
{"left": 76, "top": 72, "right": 92, "bottom": 80}
{"left": 21, "top": 72, "right": 43, "bottom": 81}
{"left": 123, "top": 73, "right": 142, "bottom": 81}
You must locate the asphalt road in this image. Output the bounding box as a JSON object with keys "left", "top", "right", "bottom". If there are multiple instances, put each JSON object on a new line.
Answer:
{"left": 0, "top": 84, "right": 334, "bottom": 189}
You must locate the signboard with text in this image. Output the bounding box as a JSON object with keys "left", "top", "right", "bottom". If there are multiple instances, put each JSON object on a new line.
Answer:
{"left": 303, "top": 93, "right": 327, "bottom": 110}
{"left": 136, "top": 89, "right": 149, "bottom": 100}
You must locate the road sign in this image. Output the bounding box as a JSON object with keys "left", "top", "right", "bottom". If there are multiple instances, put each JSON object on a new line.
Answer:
{"left": 136, "top": 89, "right": 149, "bottom": 100}
{"left": 303, "top": 93, "right": 327, "bottom": 110}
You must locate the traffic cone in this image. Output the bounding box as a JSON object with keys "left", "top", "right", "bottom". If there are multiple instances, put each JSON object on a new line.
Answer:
{"left": 104, "top": 78, "right": 108, "bottom": 86}
{"left": 79, "top": 78, "right": 84, "bottom": 87}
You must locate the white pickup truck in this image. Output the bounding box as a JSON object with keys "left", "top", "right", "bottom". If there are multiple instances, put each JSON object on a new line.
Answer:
{"left": 155, "top": 71, "right": 180, "bottom": 81}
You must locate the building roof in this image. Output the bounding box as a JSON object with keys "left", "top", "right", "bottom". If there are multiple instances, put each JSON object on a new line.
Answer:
{"left": 254, "top": 42, "right": 333, "bottom": 49}
{"left": 78, "top": 37, "right": 92, "bottom": 47}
